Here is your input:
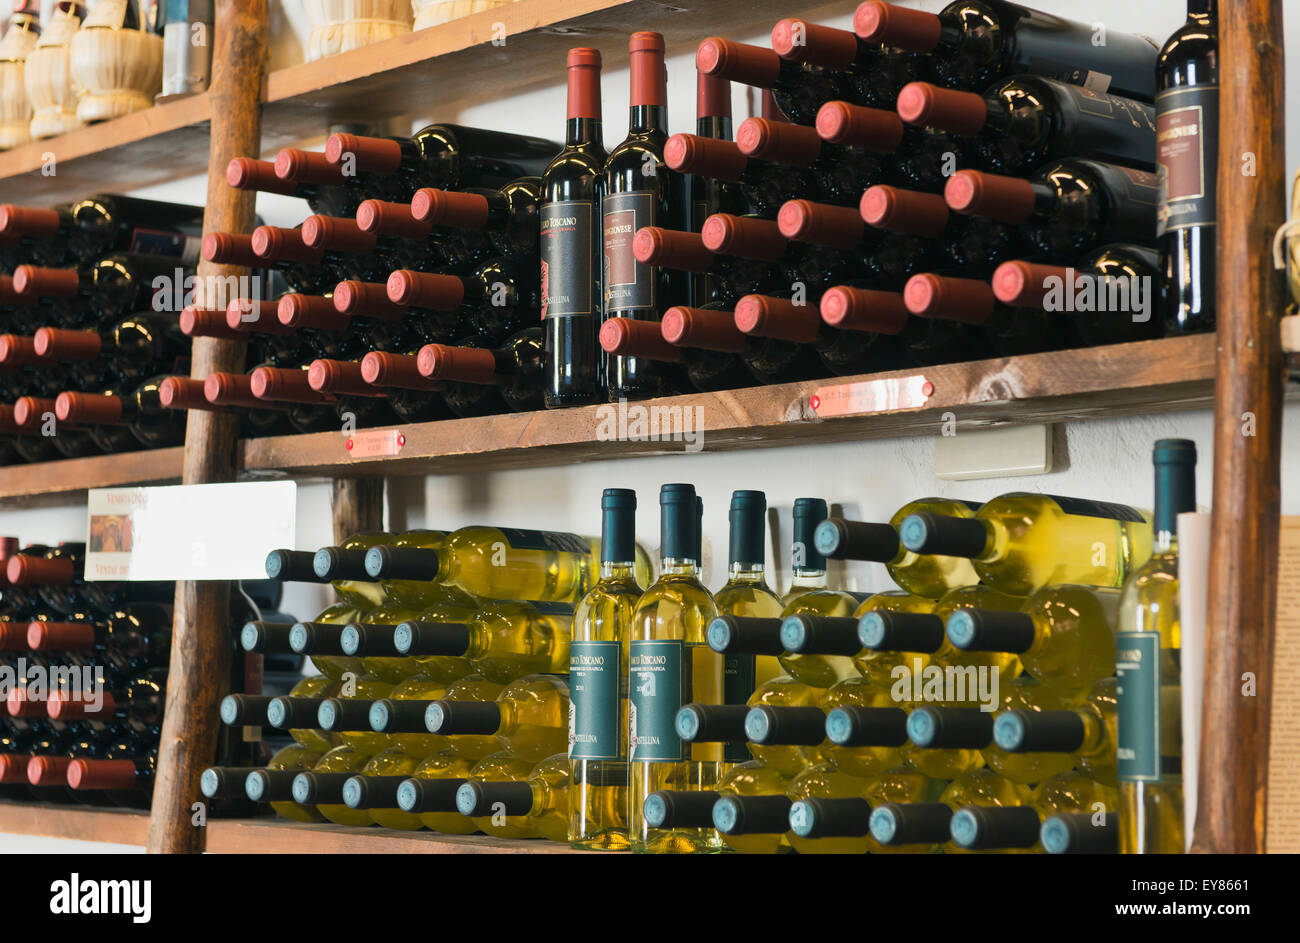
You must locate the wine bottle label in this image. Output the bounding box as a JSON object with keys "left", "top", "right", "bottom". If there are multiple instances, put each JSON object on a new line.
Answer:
{"left": 569, "top": 640, "right": 623, "bottom": 760}
{"left": 1046, "top": 495, "right": 1148, "bottom": 523}
{"left": 1026, "top": 58, "right": 1114, "bottom": 95}
{"left": 495, "top": 527, "right": 591, "bottom": 555}
{"left": 131, "top": 229, "right": 203, "bottom": 266}
{"left": 540, "top": 201, "right": 595, "bottom": 319}
{"left": 722, "top": 653, "right": 755, "bottom": 763}
{"left": 1155, "top": 85, "right": 1218, "bottom": 235}
{"left": 527, "top": 601, "right": 578, "bottom": 616}
{"left": 602, "top": 191, "right": 655, "bottom": 312}
{"left": 1115, "top": 632, "right": 1161, "bottom": 781}
{"left": 629, "top": 639, "right": 684, "bottom": 762}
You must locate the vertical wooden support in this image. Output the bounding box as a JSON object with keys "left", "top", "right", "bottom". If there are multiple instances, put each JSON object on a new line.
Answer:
{"left": 333, "top": 478, "right": 386, "bottom": 541}
{"left": 1194, "top": 0, "right": 1287, "bottom": 854}
{"left": 147, "top": 0, "right": 268, "bottom": 854}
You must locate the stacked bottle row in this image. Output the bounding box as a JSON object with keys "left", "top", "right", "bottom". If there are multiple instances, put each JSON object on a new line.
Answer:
{"left": 0, "top": 192, "right": 210, "bottom": 464}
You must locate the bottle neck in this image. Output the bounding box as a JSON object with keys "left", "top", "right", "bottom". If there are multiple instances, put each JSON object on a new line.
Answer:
{"left": 600, "top": 560, "right": 638, "bottom": 580}
{"left": 697, "top": 116, "right": 732, "bottom": 141}
{"left": 1188, "top": 0, "right": 1215, "bottom": 22}
{"left": 629, "top": 104, "right": 667, "bottom": 135}
{"left": 726, "top": 563, "right": 766, "bottom": 584}
{"left": 661, "top": 558, "right": 698, "bottom": 578}
{"left": 789, "top": 567, "right": 827, "bottom": 589}
{"left": 566, "top": 117, "right": 602, "bottom": 148}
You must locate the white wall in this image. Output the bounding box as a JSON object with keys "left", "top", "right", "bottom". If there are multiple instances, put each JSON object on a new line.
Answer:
{"left": 1, "top": 0, "right": 1295, "bottom": 851}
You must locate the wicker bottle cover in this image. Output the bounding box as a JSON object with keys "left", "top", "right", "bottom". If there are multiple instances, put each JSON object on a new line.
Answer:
{"left": 301, "top": 0, "right": 412, "bottom": 61}
{"left": 0, "top": 2, "right": 42, "bottom": 150}
{"left": 69, "top": 0, "right": 163, "bottom": 124}
{"left": 25, "top": 2, "right": 86, "bottom": 140}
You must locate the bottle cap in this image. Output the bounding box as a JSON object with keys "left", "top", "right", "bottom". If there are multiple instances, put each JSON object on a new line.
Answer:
{"left": 203, "top": 372, "right": 262, "bottom": 409}
{"left": 868, "top": 801, "right": 953, "bottom": 845}
{"left": 945, "top": 608, "right": 1036, "bottom": 654}
{"left": 565, "top": 47, "right": 603, "bottom": 121}
{"left": 860, "top": 185, "right": 949, "bottom": 237}
{"left": 333, "top": 280, "right": 406, "bottom": 320}
{"left": 857, "top": 609, "right": 945, "bottom": 653}
{"left": 456, "top": 780, "right": 534, "bottom": 817}
{"left": 54, "top": 393, "right": 125, "bottom": 425}
{"left": 853, "top": 1, "right": 942, "bottom": 52}
{"left": 249, "top": 367, "right": 330, "bottom": 404}
{"left": 356, "top": 199, "right": 433, "bottom": 239}
{"left": 68, "top": 759, "right": 138, "bottom": 791}
{"left": 823, "top": 705, "right": 908, "bottom": 747}
{"left": 180, "top": 306, "right": 244, "bottom": 340}
{"left": 815, "top": 101, "right": 905, "bottom": 151}
{"left": 0, "top": 334, "right": 44, "bottom": 367}
{"left": 308, "top": 360, "right": 378, "bottom": 397}
{"left": 944, "top": 171, "right": 1036, "bottom": 223}
{"left": 734, "top": 294, "right": 818, "bottom": 343}
{"left": 663, "top": 134, "right": 747, "bottom": 180}
{"left": 250, "top": 225, "right": 325, "bottom": 264}
{"left": 390, "top": 619, "right": 470, "bottom": 656}
{"left": 301, "top": 215, "right": 377, "bottom": 254}
{"left": 219, "top": 694, "right": 272, "bottom": 726}
{"left": 277, "top": 292, "right": 348, "bottom": 331}
{"left": 417, "top": 344, "right": 501, "bottom": 384}
{"left": 6, "top": 686, "right": 45, "bottom": 717}
{"left": 697, "top": 71, "right": 730, "bottom": 119}
{"left": 263, "top": 550, "right": 325, "bottom": 582}
{"left": 779, "top": 614, "right": 863, "bottom": 656}
{"left": 744, "top": 705, "right": 828, "bottom": 746}
{"left": 202, "top": 232, "right": 261, "bottom": 266}
{"left": 597, "top": 318, "right": 681, "bottom": 361}
{"left": 706, "top": 615, "right": 785, "bottom": 655}
{"left": 903, "top": 274, "right": 996, "bottom": 324}
{"left": 712, "top": 794, "right": 793, "bottom": 835}
{"left": 819, "top": 282, "right": 910, "bottom": 332}
{"left": 386, "top": 270, "right": 465, "bottom": 309}
{"left": 905, "top": 705, "right": 993, "bottom": 749}
{"left": 736, "top": 118, "right": 822, "bottom": 167}
{"left": 226, "top": 158, "right": 299, "bottom": 195}
{"left": 274, "top": 148, "right": 349, "bottom": 185}
{"left": 201, "top": 766, "right": 261, "bottom": 799}
{"left": 696, "top": 38, "right": 780, "bottom": 87}
{"left": 896, "top": 82, "right": 988, "bottom": 135}
{"left": 700, "top": 214, "right": 787, "bottom": 260}
{"left": 360, "top": 351, "right": 440, "bottom": 390}
{"left": 991, "top": 260, "right": 1065, "bottom": 308}
{"left": 33, "top": 328, "right": 101, "bottom": 361}
{"left": 0, "top": 204, "right": 61, "bottom": 237}
{"left": 777, "top": 199, "right": 864, "bottom": 248}
{"left": 11, "top": 397, "right": 55, "bottom": 430}
{"left": 325, "top": 133, "right": 403, "bottom": 174}
{"left": 396, "top": 776, "right": 466, "bottom": 813}
{"left": 643, "top": 790, "right": 720, "bottom": 829}
{"left": 661, "top": 306, "right": 745, "bottom": 352}
{"left": 896, "top": 511, "right": 988, "bottom": 557}
{"left": 13, "top": 265, "right": 79, "bottom": 298}
{"left": 771, "top": 19, "right": 858, "bottom": 68}
{"left": 27, "top": 755, "right": 70, "bottom": 786}
{"left": 411, "top": 189, "right": 491, "bottom": 230}
{"left": 27, "top": 620, "right": 96, "bottom": 652}
{"left": 632, "top": 228, "right": 714, "bottom": 271}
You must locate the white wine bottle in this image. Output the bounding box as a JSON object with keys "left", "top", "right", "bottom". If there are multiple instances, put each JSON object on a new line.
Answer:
{"left": 629, "top": 483, "right": 722, "bottom": 854}
{"left": 315, "top": 677, "right": 396, "bottom": 756}
{"left": 644, "top": 760, "right": 791, "bottom": 855}
{"left": 813, "top": 499, "right": 981, "bottom": 598}
{"left": 365, "top": 674, "right": 454, "bottom": 758}
{"left": 219, "top": 677, "right": 338, "bottom": 754}
{"left": 380, "top": 674, "right": 504, "bottom": 761}
{"left": 455, "top": 751, "right": 535, "bottom": 838}
{"left": 678, "top": 673, "right": 826, "bottom": 776}
{"left": 424, "top": 674, "right": 569, "bottom": 762}
{"left": 339, "top": 747, "right": 426, "bottom": 830}
{"left": 787, "top": 763, "right": 943, "bottom": 853}
{"left": 392, "top": 599, "right": 573, "bottom": 682}
{"left": 868, "top": 768, "right": 1029, "bottom": 854}
{"left": 1118, "top": 438, "right": 1196, "bottom": 854}
{"left": 1041, "top": 811, "right": 1119, "bottom": 854}
{"left": 455, "top": 753, "right": 571, "bottom": 842}
{"left": 821, "top": 679, "right": 908, "bottom": 778}
{"left": 994, "top": 676, "right": 1118, "bottom": 784}
{"left": 949, "top": 771, "right": 1118, "bottom": 852}
{"left": 848, "top": 591, "right": 935, "bottom": 688}
{"left": 240, "top": 610, "right": 363, "bottom": 682}
{"left": 290, "top": 745, "right": 374, "bottom": 827}
{"left": 898, "top": 493, "right": 1154, "bottom": 595}
{"left": 310, "top": 533, "right": 394, "bottom": 608}
{"left": 946, "top": 584, "right": 1120, "bottom": 697}
{"left": 395, "top": 750, "right": 479, "bottom": 834}
{"left": 237, "top": 743, "right": 327, "bottom": 823}
{"left": 569, "top": 489, "right": 644, "bottom": 851}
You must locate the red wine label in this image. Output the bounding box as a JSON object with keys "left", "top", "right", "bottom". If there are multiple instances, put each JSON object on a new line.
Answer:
{"left": 1156, "top": 85, "right": 1218, "bottom": 235}
{"left": 1112, "top": 165, "right": 1159, "bottom": 206}
{"left": 602, "top": 191, "right": 655, "bottom": 313}
{"left": 539, "top": 201, "right": 594, "bottom": 319}
{"left": 1026, "top": 56, "right": 1113, "bottom": 95}
{"left": 130, "top": 229, "right": 203, "bottom": 265}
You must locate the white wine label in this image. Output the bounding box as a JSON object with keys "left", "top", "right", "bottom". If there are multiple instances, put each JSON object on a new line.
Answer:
{"left": 1116, "top": 632, "right": 1161, "bottom": 782}
{"left": 1046, "top": 494, "right": 1148, "bottom": 524}
{"left": 629, "top": 639, "right": 685, "bottom": 762}
{"left": 495, "top": 527, "right": 591, "bottom": 555}
{"left": 84, "top": 481, "right": 296, "bottom": 581}
{"left": 569, "top": 640, "right": 623, "bottom": 760}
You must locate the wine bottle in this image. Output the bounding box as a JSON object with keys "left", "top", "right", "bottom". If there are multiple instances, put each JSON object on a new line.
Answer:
{"left": 694, "top": 37, "right": 840, "bottom": 127}
{"left": 391, "top": 599, "right": 572, "bottom": 683}
{"left": 298, "top": 214, "right": 418, "bottom": 282}
{"left": 424, "top": 674, "right": 569, "bottom": 762}
{"left": 220, "top": 677, "right": 339, "bottom": 755}
{"left": 1041, "top": 811, "right": 1119, "bottom": 854}
{"left": 782, "top": 763, "right": 883, "bottom": 854}
{"left": 540, "top": 48, "right": 606, "bottom": 408}
{"left": 867, "top": 767, "right": 1028, "bottom": 853}
{"left": 0, "top": 194, "right": 204, "bottom": 266}
{"left": 243, "top": 225, "right": 334, "bottom": 295}
{"left": 6, "top": 544, "right": 172, "bottom": 616}
{"left": 226, "top": 156, "right": 356, "bottom": 218}
{"left": 43, "top": 668, "right": 166, "bottom": 737}
{"left": 363, "top": 524, "right": 611, "bottom": 605}
{"left": 289, "top": 744, "right": 374, "bottom": 828}
{"left": 814, "top": 499, "right": 980, "bottom": 599}
{"left": 786, "top": 763, "right": 942, "bottom": 853}
{"left": 665, "top": 133, "right": 805, "bottom": 221}
{"left": 737, "top": 117, "right": 894, "bottom": 206}
{"left": 771, "top": 17, "right": 926, "bottom": 111}
{"left": 13, "top": 253, "right": 190, "bottom": 323}
{"left": 946, "top": 584, "right": 1121, "bottom": 698}
{"left": 181, "top": 372, "right": 295, "bottom": 438}
{"left": 944, "top": 159, "right": 1159, "bottom": 259}
{"left": 66, "top": 738, "right": 158, "bottom": 809}
{"left": 816, "top": 100, "right": 964, "bottom": 192}
{"left": 10, "top": 396, "right": 101, "bottom": 459}
{"left": 407, "top": 176, "right": 540, "bottom": 267}
{"left": 990, "top": 244, "right": 1163, "bottom": 347}
{"left": 395, "top": 750, "right": 480, "bottom": 834}
{"left": 54, "top": 378, "right": 187, "bottom": 451}
{"left": 820, "top": 678, "right": 908, "bottom": 778}
{"left": 375, "top": 674, "right": 504, "bottom": 762}
{"left": 26, "top": 604, "right": 170, "bottom": 674}
{"left": 1118, "top": 438, "right": 1196, "bottom": 854}
{"left": 33, "top": 314, "right": 190, "bottom": 392}
{"left": 603, "top": 32, "right": 688, "bottom": 403}
{"left": 595, "top": 317, "right": 695, "bottom": 394}
{"left": 240, "top": 612, "right": 363, "bottom": 682}
{"left": 689, "top": 71, "right": 745, "bottom": 309}
{"left": 324, "top": 123, "right": 557, "bottom": 196}
{"left": 714, "top": 490, "right": 784, "bottom": 764}
{"left": 455, "top": 753, "right": 571, "bottom": 842}
{"left": 853, "top": 0, "right": 1158, "bottom": 102}
{"left": 704, "top": 761, "right": 795, "bottom": 855}
{"left": 315, "top": 677, "right": 397, "bottom": 758}
{"left": 339, "top": 748, "right": 425, "bottom": 831}
{"left": 681, "top": 674, "right": 824, "bottom": 777}
{"left": 994, "top": 676, "right": 1118, "bottom": 785}
{"left": 898, "top": 492, "right": 1153, "bottom": 595}
{"left": 413, "top": 330, "right": 545, "bottom": 416}
{"left": 219, "top": 743, "right": 326, "bottom": 824}
{"left": 660, "top": 302, "right": 824, "bottom": 387}
{"left": 569, "top": 489, "right": 643, "bottom": 851}
{"left": 387, "top": 264, "right": 535, "bottom": 346}
{"left": 896, "top": 77, "right": 1156, "bottom": 175}
{"left": 949, "top": 770, "right": 1118, "bottom": 851}
{"left": 860, "top": 184, "right": 1027, "bottom": 276}
{"left": 902, "top": 272, "right": 1060, "bottom": 357}
{"left": 638, "top": 227, "right": 773, "bottom": 306}
{"left": 702, "top": 211, "right": 882, "bottom": 293}
{"left": 274, "top": 147, "right": 377, "bottom": 214}
{"left": 733, "top": 291, "right": 903, "bottom": 377}
{"left": 629, "top": 484, "right": 722, "bottom": 853}
{"left": 1156, "top": 1, "right": 1217, "bottom": 335}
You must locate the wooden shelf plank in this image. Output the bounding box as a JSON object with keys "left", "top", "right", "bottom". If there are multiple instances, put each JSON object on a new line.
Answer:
{"left": 241, "top": 335, "right": 1226, "bottom": 480}
{"left": 0, "top": 801, "right": 149, "bottom": 846}
{"left": 0, "top": 95, "right": 212, "bottom": 204}
{"left": 0, "top": 446, "right": 184, "bottom": 504}
{"left": 204, "top": 817, "right": 593, "bottom": 854}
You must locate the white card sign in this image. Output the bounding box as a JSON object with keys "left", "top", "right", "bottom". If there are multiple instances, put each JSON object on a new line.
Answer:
{"left": 85, "top": 481, "right": 297, "bottom": 581}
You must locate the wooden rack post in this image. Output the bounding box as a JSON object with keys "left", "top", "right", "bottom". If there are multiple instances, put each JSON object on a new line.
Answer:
{"left": 333, "top": 478, "right": 386, "bottom": 542}
{"left": 1195, "top": 0, "right": 1288, "bottom": 854}
{"left": 146, "top": 0, "right": 269, "bottom": 854}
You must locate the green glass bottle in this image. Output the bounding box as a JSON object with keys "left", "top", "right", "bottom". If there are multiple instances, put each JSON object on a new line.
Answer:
{"left": 1118, "top": 438, "right": 1196, "bottom": 854}
{"left": 569, "top": 488, "right": 644, "bottom": 851}
{"left": 898, "top": 493, "right": 1154, "bottom": 596}
{"left": 456, "top": 752, "right": 571, "bottom": 842}
{"left": 814, "top": 499, "right": 981, "bottom": 598}
{"left": 629, "top": 483, "right": 722, "bottom": 854}
{"left": 946, "top": 584, "right": 1120, "bottom": 698}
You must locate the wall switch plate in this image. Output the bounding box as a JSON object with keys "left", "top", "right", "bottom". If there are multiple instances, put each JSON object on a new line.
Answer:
{"left": 934, "top": 424, "right": 1054, "bottom": 481}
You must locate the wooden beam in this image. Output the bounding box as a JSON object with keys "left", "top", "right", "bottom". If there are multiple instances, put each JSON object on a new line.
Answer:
{"left": 332, "top": 477, "right": 386, "bottom": 542}
{"left": 204, "top": 818, "right": 592, "bottom": 854}
{"left": 147, "top": 0, "right": 268, "bottom": 855}
{"left": 1194, "top": 0, "right": 1287, "bottom": 854}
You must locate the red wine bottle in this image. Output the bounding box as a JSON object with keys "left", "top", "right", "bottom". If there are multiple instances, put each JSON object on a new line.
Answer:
{"left": 603, "top": 32, "right": 688, "bottom": 403}
{"left": 689, "top": 71, "right": 745, "bottom": 308}
{"left": 736, "top": 116, "right": 895, "bottom": 206}
{"left": 904, "top": 272, "right": 1059, "bottom": 356}
{"left": 246, "top": 225, "right": 335, "bottom": 294}
{"left": 54, "top": 378, "right": 187, "bottom": 452}
{"left": 227, "top": 156, "right": 357, "bottom": 218}
{"left": 44, "top": 668, "right": 167, "bottom": 735}
{"left": 300, "top": 214, "right": 428, "bottom": 282}
{"left": 0, "top": 195, "right": 204, "bottom": 267}
{"left": 409, "top": 176, "right": 541, "bottom": 267}
{"left": 634, "top": 227, "right": 775, "bottom": 305}
{"left": 6, "top": 544, "right": 172, "bottom": 616}
{"left": 945, "top": 160, "right": 1158, "bottom": 259}
{"left": 665, "top": 132, "right": 805, "bottom": 220}
{"left": 663, "top": 302, "right": 828, "bottom": 386}
{"left": 32, "top": 315, "right": 189, "bottom": 391}
{"left": 598, "top": 315, "right": 731, "bottom": 393}
{"left": 853, "top": 0, "right": 1158, "bottom": 102}
{"left": 702, "top": 212, "right": 872, "bottom": 296}
{"left": 770, "top": 17, "right": 928, "bottom": 110}
{"left": 280, "top": 282, "right": 410, "bottom": 360}
{"left": 861, "top": 185, "right": 1026, "bottom": 275}
{"left": 248, "top": 364, "right": 395, "bottom": 431}
{"left": 821, "top": 283, "right": 992, "bottom": 368}
{"left": 1156, "top": 0, "right": 1217, "bottom": 335}
{"left": 416, "top": 329, "right": 545, "bottom": 416}
{"left": 0, "top": 404, "right": 58, "bottom": 464}
{"left": 387, "top": 264, "right": 534, "bottom": 345}
{"left": 695, "top": 37, "right": 841, "bottom": 127}
{"left": 777, "top": 199, "right": 931, "bottom": 285}
{"left": 158, "top": 376, "right": 294, "bottom": 438}
{"left": 67, "top": 738, "right": 158, "bottom": 809}
{"left": 991, "top": 244, "right": 1162, "bottom": 347}
{"left": 816, "top": 100, "right": 966, "bottom": 192}
{"left": 199, "top": 372, "right": 306, "bottom": 437}
{"left": 325, "top": 124, "right": 557, "bottom": 199}
{"left": 896, "top": 76, "right": 1156, "bottom": 174}
{"left": 541, "top": 48, "right": 606, "bottom": 409}
{"left": 11, "top": 396, "right": 101, "bottom": 459}
{"left": 321, "top": 354, "right": 450, "bottom": 424}
{"left": 733, "top": 292, "right": 903, "bottom": 376}
{"left": 13, "top": 253, "right": 190, "bottom": 323}
{"left": 273, "top": 147, "right": 375, "bottom": 213}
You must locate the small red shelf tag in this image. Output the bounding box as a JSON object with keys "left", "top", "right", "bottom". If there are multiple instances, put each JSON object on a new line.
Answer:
{"left": 809, "top": 375, "right": 933, "bottom": 418}
{"left": 345, "top": 429, "right": 405, "bottom": 458}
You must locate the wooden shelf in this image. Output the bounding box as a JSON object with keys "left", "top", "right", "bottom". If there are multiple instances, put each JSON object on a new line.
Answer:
{"left": 0, "top": 0, "right": 841, "bottom": 203}
{"left": 0, "top": 801, "right": 149, "bottom": 846}
{"left": 203, "top": 818, "right": 593, "bottom": 854}
{"left": 241, "top": 334, "right": 1228, "bottom": 480}
{"left": 0, "top": 446, "right": 183, "bottom": 505}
